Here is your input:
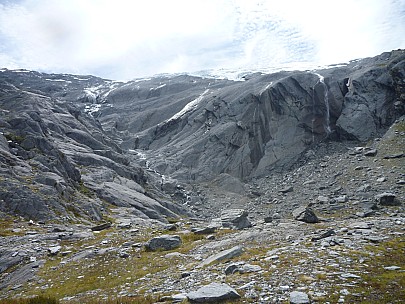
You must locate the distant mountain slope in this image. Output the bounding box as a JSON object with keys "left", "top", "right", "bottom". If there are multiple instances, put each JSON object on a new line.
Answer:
{"left": 99, "top": 50, "right": 405, "bottom": 181}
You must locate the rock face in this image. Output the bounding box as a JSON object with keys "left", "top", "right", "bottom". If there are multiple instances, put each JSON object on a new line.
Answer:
{"left": 187, "top": 282, "right": 240, "bottom": 303}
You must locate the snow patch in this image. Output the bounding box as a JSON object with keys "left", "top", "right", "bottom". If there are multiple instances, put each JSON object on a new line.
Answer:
{"left": 150, "top": 83, "right": 167, "bottom": 91}
{"left": 259, "top": 82, "right": 273, "bottom": 94}
{"left": 72, "top": 76, "right": 90, "bottom": 81}
{"left": 166, "top": 89, "right": 210, "bottom": 122}
{"left": 84, "top": 104, "right": 101, "bottom": 115}
{"left": 45, "top": 78, "right": 66, "bottom": 82}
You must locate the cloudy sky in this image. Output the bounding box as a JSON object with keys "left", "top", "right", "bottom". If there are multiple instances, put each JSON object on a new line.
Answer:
{"left": 0, "top": 0, "right": 404, "bottom": 80}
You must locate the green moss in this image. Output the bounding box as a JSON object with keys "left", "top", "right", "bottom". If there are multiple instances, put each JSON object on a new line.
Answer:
{"left": 4, "top": 132, "right": 25, "bottom": 144}
{"left": 77, "top": 181, "right": 94, "bottom": 197}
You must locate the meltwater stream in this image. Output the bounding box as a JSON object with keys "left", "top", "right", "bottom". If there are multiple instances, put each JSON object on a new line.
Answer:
{"left": 314, "top": 73, "right": 332, "bottom": 135}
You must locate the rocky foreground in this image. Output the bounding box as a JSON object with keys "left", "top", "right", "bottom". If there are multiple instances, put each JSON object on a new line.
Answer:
{"left": 0, "top": 117, "right": 404, "bottom": 303}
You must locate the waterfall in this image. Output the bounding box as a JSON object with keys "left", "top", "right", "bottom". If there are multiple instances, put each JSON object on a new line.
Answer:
{"left": 314, "top": 73, "right": 331, "bottom": 134}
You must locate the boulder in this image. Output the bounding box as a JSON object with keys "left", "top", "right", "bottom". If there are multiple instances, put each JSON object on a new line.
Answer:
{"left": 145, "top": 235, "right": 182, "bottom": 251}
{"left": 187, "top": 282, "right": 240, "bottom": 303}
{"left": 90, "top": 222, "right": 112, "bottom": 231}
{"left": 47, "top": 246, "right": 62, "bottom": 256}
{"left": 193, "top": 226, "right": 217, "bottom": 235}
{"left": 220, "top": 209, "right": 252, "bottom": 229}
{"left": 292, "top": 206, "right": 320, "bottom": 223}
{"left": 375, "top": 192, "right": 400, "bottom": 206}
{"left": 290, "top": 291, "right": 310, "bottom": 304}
{"left": 199, "top": 246, "right": 243, "bottom": 267}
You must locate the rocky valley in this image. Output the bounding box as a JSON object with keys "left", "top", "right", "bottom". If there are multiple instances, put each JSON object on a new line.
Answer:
{"left": 0, "top": 50, "right": 404, "bottom": 303}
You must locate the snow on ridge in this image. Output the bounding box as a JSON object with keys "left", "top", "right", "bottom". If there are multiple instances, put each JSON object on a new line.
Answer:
{"left": 166, "top": 89, "right": 210, "bottom": 122}
{"left": 150, "top": 83, "right": 167, "bottom": 91}
{"left": 259, "top": 82, "right": 273, "bottom": 94}
{"left": 314, "top": 72, "right": 324, "bottom": 83}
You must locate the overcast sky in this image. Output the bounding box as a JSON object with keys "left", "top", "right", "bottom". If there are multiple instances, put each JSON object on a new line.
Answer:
{"left": 0, "top": 0, "right": 404, "bottom": 80}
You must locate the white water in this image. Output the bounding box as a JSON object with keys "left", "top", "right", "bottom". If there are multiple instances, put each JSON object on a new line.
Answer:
{"left": 314, "top": 73, "right": 331, "bottom": 134}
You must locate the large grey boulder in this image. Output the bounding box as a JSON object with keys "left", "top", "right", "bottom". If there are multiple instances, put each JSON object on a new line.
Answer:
{"left": 145, "top": 235, "right": 182, "bottom": 251}
{"left": 187, "top": 282, "right": 240, "bottom": 303}
{"left": 292, "top": 206, "right": 320, "bottom": 223}
{"left": 375, "top": 192, "right": 399, "bottom": 206}
{"left": 220, "top": 209, "right": 252, "bottom": 229}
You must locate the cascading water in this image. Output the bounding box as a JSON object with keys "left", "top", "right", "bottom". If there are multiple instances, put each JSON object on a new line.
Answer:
{"left": 314, "top": 73, "right": 332, "bottom": 135}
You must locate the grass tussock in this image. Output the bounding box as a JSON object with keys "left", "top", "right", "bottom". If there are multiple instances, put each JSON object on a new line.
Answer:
{"left": 344, "top": 237, "right": 405, "bottom": 303}
{"left": 0, "top": 296, "right": 59, "bottom": 304}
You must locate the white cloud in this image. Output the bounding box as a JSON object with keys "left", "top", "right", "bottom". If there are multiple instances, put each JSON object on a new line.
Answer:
{"left": 0, "top": 0, "right": 404, "bottom": 79}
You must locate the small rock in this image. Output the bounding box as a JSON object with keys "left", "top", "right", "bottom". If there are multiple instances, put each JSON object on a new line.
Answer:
{"left": 365, "top": 236, "right": 384, "bottom": 243}
{"left": 335, "top": 195, "right": 348, "bottom": 203}
{"left": 164, "top": 224, "right": 178, "bottom": 231}
{"left": 171, "top": 293, "right": 188, "bottom": 302}
{"left": 317, "top": 196, "right": 329, "bottom": 204}
{"left": 117, "top": 221, "right": 132, "bottom": 229}
{"left": 311, "top": 229, "right": 336, "bottom": 241}
{"left": 224, "top": 263, "right": 242, "bottom": 275}
{"left": 90, "top": 222, "right": 112, "bottom": 231}
{"left": 48, "top": 246, "right": 61, "bottom": 256}
{"left": 239, "top": 264, "right": 262, "bottom": 273}
{"left": 383, "top": 152, "right": 404, "bottom": 159}
{"left": 364, "top": 148, "right": 377, "bottom": 156}
{"left": 384, "top": 266, "right": 401, "bottom": 271}
{"left": 356, "top": 184, "right": 371, "bottom": 192}
{"left": 193, "top": 226, "right": 217, "bottom": 235}
{"left": 119, "top": 251, "right": 129, "bottom": 258}
{"left": 279, "top": 186, "right": 294, "bottom": 193}
{"left": 349, "top": 222, "right": 371, "bottom": 229}
{"left": 290, "top": 291, "right": 310, "bottom": 304}
{"left": 181, "top": 272, "right": 191, "bottom": 278}
{"left": 187, "top": 282, "right": 240, "bottom": 303}
{"left": 340, "top": 273, "right": 361, "bottom": 279}
{"left": 376, "top": 177, "right": 386, "bottom": 182}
